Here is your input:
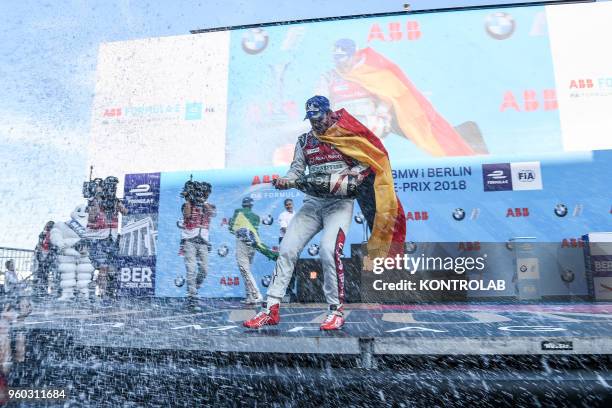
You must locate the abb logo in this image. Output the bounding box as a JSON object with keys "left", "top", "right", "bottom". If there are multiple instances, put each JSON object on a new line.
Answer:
{"left": 458, "top": 242, "right": 481, "bottom": 251}
{"left": 367, "top": 21, "right": 421, "bottom": 42}
{"left": 103, "top": 108, "right": 122, "bottom": 117}
{"left": 569, "top": 79, "right": 593, "bottom": 89}
{"left": 500, "top": 90, "right": 557, "bottom": 112}
{"left": 561, "top": 238, "right": 585, "bottom": 248}
{"left": 252, "top": 174, "right": 280, "bottom": 185}
{"left": 220, "top": 277, "right": 240, "bottom": 286}
{"left": 506, "top": 208, "right": 530, "bottom": 217}
{"left": 405, "top": 211, "right": 428, "bottom": 221}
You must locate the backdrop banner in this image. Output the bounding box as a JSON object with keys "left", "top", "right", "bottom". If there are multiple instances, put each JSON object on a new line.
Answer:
{"left": 122, "top": 149, "right": 611, "bottom": 300}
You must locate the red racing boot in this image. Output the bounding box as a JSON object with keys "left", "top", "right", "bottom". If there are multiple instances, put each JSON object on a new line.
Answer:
{"left": 243, "top": 303, "right": 280, "bottom": 329}
{"left": 320, "top": 305, "right": 345, "bottom": 331}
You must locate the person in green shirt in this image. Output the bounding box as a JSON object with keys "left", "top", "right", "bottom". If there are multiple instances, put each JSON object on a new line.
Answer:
{"left": 229, "top": 197, "right": 264, "bottom": 304}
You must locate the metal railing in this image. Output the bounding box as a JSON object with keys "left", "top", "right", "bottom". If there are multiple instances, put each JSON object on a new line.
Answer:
{"left": 0, "top": 247, "right": 35, "bottom": 283}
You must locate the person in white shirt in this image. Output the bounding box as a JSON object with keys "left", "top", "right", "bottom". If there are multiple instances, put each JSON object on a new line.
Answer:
{"left": 3, "top": 260, "right": 18, "bottom": 296}
{"left": 278, "top": 199, "right": 295, "bottom": 244}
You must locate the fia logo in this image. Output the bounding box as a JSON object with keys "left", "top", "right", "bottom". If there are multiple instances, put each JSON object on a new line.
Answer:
{"left": 517, "top": 170, "right": 535, "bottom": 182}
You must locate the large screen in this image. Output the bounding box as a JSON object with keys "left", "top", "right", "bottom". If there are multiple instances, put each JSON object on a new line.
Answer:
{"left": 88, "top": 1, "right": 612, "bottom": 175}
{"left": 88, "top": 32, "right": 230, "bottom": 180}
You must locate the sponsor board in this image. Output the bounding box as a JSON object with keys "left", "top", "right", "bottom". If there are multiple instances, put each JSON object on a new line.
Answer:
{"left": 483, "top": 162, "right": 542, "bottom": 192}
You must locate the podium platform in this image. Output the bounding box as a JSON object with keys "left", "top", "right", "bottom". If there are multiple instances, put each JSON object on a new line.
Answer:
{"left": 7, "top": 299, "right": 612, "bottom": 406}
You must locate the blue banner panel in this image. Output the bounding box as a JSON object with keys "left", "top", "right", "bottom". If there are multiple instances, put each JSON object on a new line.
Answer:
{"left": 130, "top": 149, "right": 611, "bottom": 299}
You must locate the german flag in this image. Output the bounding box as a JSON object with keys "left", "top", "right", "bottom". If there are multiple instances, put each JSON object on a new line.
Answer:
{"left": 341, "top": 47, "right": 475, "bottom": 156}
{"left": 319, "top": 109, "right": 406, "bottom": 259}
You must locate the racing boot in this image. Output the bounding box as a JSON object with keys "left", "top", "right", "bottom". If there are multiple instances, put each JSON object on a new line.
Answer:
{"left": 320, "top": 304, "right": 345, "bottom": 331}
{"left": 243, "top": 302, "right": 280, "bottom": 329}
{"left": 186, "top": 296, "right": 203, "bottom": 313}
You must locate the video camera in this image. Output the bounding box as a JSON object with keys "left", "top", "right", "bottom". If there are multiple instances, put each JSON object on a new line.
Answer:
{"left": 83, "top": 177, "right": 104, "bottom": 199}
{"left": 83, "top": 175, "right": 121, "bottom": 211}
{"left": 181, "top": 180, "right": 212, "bottom": 206}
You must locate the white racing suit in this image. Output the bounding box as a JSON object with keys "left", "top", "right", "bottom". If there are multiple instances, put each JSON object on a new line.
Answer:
{"left": 266, "top": 130, "right": 369, "bottom": 307}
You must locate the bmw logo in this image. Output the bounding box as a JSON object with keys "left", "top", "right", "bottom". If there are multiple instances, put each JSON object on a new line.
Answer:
{"left": 485, "top": 12, "right": 516, "bottom": 40}
{"left": 452, "top": 208, "right": 466, "bottom": 221}
{"left": 174, "top": 276, "right": 186, "bottom": 287}
{"left": 262, "top": 215, "right": 274, "bottom": 225}
{"left": 519, "top": 265, "right": 528, "bottom": 273}
{"left": 554, "top": 204, "right": 568, "bottom": 217}
{"left": 561, "top": 269, "right": 575, "bottom": 283}
{"left": 308, "top": 243, "right": 320, "bottom": 256}
{"left": 261, "top": 274, "right": 272, "bottom": 288}
{"left": 217, "top": 244, "right": 229, "bottom": 257}
{"left": 241, "top": 28, "right": 269, "bottom": 55}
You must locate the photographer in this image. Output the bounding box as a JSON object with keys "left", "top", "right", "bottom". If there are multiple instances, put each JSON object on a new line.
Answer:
{"left": 180, "top": 181, "right": 216, "bottom": 311}
{"left": 85, "top": 176, "right": 128, "bottom": 303}
{"left": 33, "top": 221, "right": 55, "bottom": 298}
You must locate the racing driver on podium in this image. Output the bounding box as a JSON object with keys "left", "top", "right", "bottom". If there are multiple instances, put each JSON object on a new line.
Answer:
{"left": 244, "top": 95, "right": 406, "bottom": 331}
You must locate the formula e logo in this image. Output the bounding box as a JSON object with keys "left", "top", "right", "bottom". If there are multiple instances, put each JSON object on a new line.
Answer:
{"left": 482, "top": 163, "right": 512, "bottom": 191}
{"left": 129, "top": 184, "right": 153, "bottom": 197}
{"left": 488, "top": 170, "right": 507, "bottom": 180}
{"left": 517, "top": 170, "right": 535, "bottom": 182}
{"left": 185, "top": 102, "right": 203, "bottom": 120}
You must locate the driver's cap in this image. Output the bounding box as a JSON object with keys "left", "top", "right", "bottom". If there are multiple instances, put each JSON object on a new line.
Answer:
{"left": 304, "top": 95, "right": 331, "bottom": 120}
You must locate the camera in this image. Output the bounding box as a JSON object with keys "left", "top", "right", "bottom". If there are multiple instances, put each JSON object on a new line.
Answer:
{"left": 83, "top": 178, "right": 104, "bottom": 199}
{"left": 182, "top": 180, "right": 212, "bottom": 206}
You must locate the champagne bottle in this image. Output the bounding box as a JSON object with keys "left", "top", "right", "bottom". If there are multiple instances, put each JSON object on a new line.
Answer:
{"left": 291, "top": 173, "right": 359, "bottom": 198}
